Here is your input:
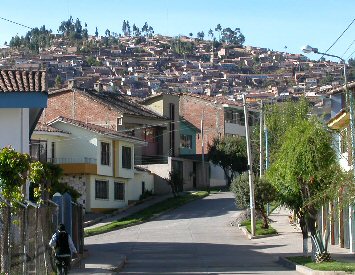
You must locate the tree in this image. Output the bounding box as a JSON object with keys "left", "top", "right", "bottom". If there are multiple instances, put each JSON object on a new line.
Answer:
{"left": 221, "top": 27, "right": 245, "bottom": 46}
{"left": 165, "top": 170, "right": 183, "bottom": 197}
{"left": 207, "top": 136, "right": 248, "bottom": 186}
{"left": 265, "top": 97, "right": 309, "bottom": 159}
{"left": 142, "top": 22, "right": 149, "bottom": 37}
{"left": 266, "top": 118, "right": 340, "bottom": 258}
{"left": 55, "top": 75, "right": 62, "bottom": 88}
{"left": 208, "top": 29, "right": 214, "bottom": 40}
{"left": 105, "top": 29, "right": 111, "bottom": 37}
{"left": 231, "top": 173, "right": 276, "bottom": 229}
{"left": 215, "top": 24, "right": 222, "bottom": 41}
{"left": 122, "top": 20, "right": 127, "bottom": 36}
{"left": 197, "top": 31, "right": 205, "bottom": 41}
{"left": 95, "top": 27, "right": 99, "bottom": 37}
{"left": 189, "top": 32, "right": 193, "bottom": 38}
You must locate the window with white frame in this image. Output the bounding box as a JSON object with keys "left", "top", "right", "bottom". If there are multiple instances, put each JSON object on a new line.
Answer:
{"left": 122, "top": 146, "right": 132, "bottom": 169}
{"left": 114, "top": 182, "right": 125, "bottom": 200}
{"left": 101, "top": 142, "right": 110, "bottom": 166}
{"left": 95, "top": 180, "right": 108, "bottom": 199}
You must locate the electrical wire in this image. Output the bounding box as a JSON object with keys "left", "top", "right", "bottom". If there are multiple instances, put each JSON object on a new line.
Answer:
{"left": 319, "top": 18, "right": 355, "bottom": 61}
{"left": 341, "top": 39, "right": 355, "bottom": 59}
{"left": 0, "top": 17, "right": 32, "bottom": 30}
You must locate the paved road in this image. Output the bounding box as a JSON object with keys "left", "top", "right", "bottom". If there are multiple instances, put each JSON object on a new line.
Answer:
{"left": 84, "top": 192, "right": 300, "bottom": 275}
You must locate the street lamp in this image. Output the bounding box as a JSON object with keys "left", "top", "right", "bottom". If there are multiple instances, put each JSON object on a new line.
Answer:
{"left": 302, "top": 44, "right": 355, "bottom": 252}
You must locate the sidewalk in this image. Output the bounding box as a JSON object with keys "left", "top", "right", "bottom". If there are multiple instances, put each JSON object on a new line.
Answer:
{"left": 244, "top": 207, "right": 354, "bottom": 273}
{"left": 71, "top": 193, "right": 173, "bottom": 274}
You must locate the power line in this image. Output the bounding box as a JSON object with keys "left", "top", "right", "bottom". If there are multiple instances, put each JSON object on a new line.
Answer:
{"left": 319, "top": 18, "right": 355, "bottom": 61}
{"left": 0, "top": 17, "right": 32, "bottom": 30}
{"left": 342, "top": 39, "right": 355, "bottom": 59}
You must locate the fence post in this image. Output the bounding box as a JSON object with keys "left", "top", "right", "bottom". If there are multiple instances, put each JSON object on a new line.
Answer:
{"left": 0, "top": 199, "right": 11, "bottom": 274}
{"left": 63, "top": 193, "right": 73, "bottom": 237}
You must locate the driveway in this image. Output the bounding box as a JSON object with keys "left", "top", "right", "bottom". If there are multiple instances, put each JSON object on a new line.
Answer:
{"left": 83, "top": 192, "right": 300, "bottom": 274}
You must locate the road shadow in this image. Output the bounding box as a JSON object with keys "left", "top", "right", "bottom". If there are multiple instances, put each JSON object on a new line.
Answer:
{"left": 80, "top": 241, "right": 300, "bottom": 274}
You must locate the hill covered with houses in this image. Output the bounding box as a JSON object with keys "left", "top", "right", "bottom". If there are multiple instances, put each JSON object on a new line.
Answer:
{"left": 0, "top": 18, "right": 351, "bottom": 105}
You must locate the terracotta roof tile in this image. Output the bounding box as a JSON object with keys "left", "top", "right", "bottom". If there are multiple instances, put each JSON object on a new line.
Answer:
{"left": 34, "top": 121, "right": 70, "bottom": 134}
{"left": 0, "top": 69, "right": 47, "bottom": 92}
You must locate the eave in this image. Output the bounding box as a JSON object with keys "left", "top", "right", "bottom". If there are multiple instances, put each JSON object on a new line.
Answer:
{"left": 327, "top": 109, "right": 349, "bottom": 130}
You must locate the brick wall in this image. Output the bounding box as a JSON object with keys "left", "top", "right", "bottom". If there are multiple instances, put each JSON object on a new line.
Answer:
{"left": 42, "top": 89, "right": 119, "bottom": 129}
{"left": 179, "top": 95, "right": 224, "bottom": 154}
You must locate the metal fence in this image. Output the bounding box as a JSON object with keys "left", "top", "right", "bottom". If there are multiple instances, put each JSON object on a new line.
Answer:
{"left": 0, "top": 197, "right": 84, "bottom": 275}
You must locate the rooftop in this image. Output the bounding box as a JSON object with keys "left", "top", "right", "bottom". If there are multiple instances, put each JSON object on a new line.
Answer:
{"left": 0, "top": 69, "right": 47, "bottom": 92}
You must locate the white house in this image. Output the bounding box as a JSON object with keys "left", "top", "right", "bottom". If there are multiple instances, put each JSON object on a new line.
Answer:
{"left": 0, "top": 69, "right": 48, "bottom": 153}
{"left": 31, "top": 116, "right": 153, "bottom": 213}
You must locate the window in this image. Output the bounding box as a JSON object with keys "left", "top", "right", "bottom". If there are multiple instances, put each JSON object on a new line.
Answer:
{"left": 114, "top": 182, "right": 125, "bottom": 200}
{"left": 122, "top": 146, "right": 132, "bottom": 169}
{"left": 51, "top": 142, "right": 55, "bottom": 163}
{"left": 95, "top": 180, "right": 108, "bottom": 199}
{"left": 101, "top": 142, "right": 110, "bottom": 166}
{"left": 180, "top": 134, "right": 192, "bottom": 149}
{"left": 142, "top": 181, "right": 145, "bottom": 194}
{"left": 30, "top": 140, "right": 47, "bottom": 162}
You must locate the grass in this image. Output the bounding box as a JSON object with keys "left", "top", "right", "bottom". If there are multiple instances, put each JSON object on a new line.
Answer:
{"left": 240, "top": 219, "right": 277, "bottom": 236}
{"left": 287, "top": 256, "right": 355, "bottom": 272}
{"left": 84, "top": 191, "right": 209, "bottom": 237}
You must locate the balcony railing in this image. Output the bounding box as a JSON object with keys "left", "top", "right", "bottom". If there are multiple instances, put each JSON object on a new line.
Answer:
{"left": 48, "top": 157, "right": 97, "bottom": 164}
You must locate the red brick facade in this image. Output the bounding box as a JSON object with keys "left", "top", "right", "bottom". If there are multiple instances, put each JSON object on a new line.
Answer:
{"left": 42, "top": 89, "right": 120, "bottom": 129}
{"left": 179, "top": 95, "right": 225, "bottom": 154}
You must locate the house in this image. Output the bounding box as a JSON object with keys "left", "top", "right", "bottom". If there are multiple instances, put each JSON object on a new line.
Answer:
{"left": 31, "top": 116, "right": 151, "bottom": 213}
{"left": 325, "top": 81, "right": 355, "bottom": 253}
{"left": 179, "top": 93, "right": 259, "bottom": 187}
{"left": 41, "top": 87, "right": 171, "bottom": 165}
{"left": 0, "top": 69, "right": 48, "bottom": 153}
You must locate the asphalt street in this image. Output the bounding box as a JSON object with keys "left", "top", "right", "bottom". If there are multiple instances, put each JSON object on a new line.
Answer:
{"left": 82, "top": 192, "right": 300, "bottom": 275}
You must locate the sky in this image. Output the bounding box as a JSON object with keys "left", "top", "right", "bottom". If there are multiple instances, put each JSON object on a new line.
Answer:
{"left": 1, "top": 0, "right": 355, "bottom": 61}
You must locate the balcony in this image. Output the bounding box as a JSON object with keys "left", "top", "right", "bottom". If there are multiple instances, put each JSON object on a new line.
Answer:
{"left": 52, "top": 157, "right": 97, "bottom": 174}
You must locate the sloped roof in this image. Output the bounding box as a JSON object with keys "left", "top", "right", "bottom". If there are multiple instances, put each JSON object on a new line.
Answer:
{"left": 34, "top": 121, "right": 70, "bottom": 134}
{"left": 0, "top": 69, "right": 47, "bottom": 92}
{"left": 48, "top": 116, "right": 146, "bottom": 144}
{"left": 50, "top": 88, "right": 166, "bottom": 119}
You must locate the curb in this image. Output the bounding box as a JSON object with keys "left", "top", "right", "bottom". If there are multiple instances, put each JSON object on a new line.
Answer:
{"left": 84, "top": 196, "right": 156, "bottom": 227}
{"left": 237, "top": 224, "right": 279, "bottom": 239}
{"left": 277, "top": 257, "right": 349, "bottom": 275}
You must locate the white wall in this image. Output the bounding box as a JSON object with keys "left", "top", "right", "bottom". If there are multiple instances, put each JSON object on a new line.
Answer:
{"left": 87, "top": 175, "right": 128, "bottom": 212}
{"left": 127, "top": 170, "right": 154, "bottom": 201}
{"left": 0, "top": 108, "right": 29, "bottom": 153}
{"left": 117, "top": 141, "right": 134, "bottom": 179}
{"left": 97, "top": 138, "right": 113, "bottom": 177}
{"left": 54, "top": 124, "right": 97, "bottom": 161}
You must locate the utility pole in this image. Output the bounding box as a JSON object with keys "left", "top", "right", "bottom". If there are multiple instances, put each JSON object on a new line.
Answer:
{"left": 259, "top": 101, "right": 264, "bottom": 176}
{"left": 201, "top": 108, "right": 205, "bottom": 188}
{"left": 243, "top": 94, "right": 256, "bottom": 236}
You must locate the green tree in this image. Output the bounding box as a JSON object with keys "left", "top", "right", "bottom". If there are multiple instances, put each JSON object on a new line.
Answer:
{"left": 208, "top": 29, "right": 214, "bottom": 40}
{"left": 197, "top": 31, "right": 205, "bottom": 41}
{"left": 166, "top": 170, "right": 183, "bottom": 197}
{"left": 221, "top": 27, "right": 245, "bottom": 46}
{"left": 95, "top": 27, "right": 99, "bottom": 37}
{"left": 207, "top": 136, "right": 248, "bottom": 186}
{"left": 215, "top": 24, "right": 222, "bottom": 41}
{"left": 231, "top": 173, "right": 276, "bottom": 229}
{"left": 55, "top": 75, "right": 62, "bottom": 88}
{"left": 105, "top": 29, "right": 111, "bottom": 37}
{"left": 265, "top": 97, "right": 309, "bottom": 159}
{"left": 266, "top": 118, "right": 340, "bottom": 258}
